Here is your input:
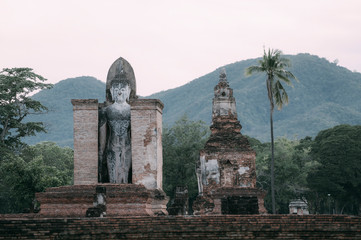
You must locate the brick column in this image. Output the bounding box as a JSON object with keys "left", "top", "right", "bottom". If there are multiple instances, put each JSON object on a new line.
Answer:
{"left": 130, "top": 99, "right": 163, "bottom": 190}
{"left": 71, "top": 99, "right": 98, "bottom": 185}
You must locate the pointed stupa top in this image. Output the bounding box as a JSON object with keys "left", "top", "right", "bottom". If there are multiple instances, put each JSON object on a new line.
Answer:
{"left": 219, "top": 68, "right": 228, "bottom": 82}
{"left": 212, "top": 68, "right": 238, "bottom": 122}
{"left": 204, "top": 68, "right": 252, "bottom": 151}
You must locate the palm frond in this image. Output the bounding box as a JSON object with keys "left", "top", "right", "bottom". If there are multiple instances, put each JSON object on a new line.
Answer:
{"left": 278, "top": 57, "right": 291, "bottom": 68}
{"left": 267, "top": 79, "right": 274, "bottom": 110}
{"left": 284, "top": 70, "right": 299, "bottom": 82}
{"left": 245, "top": 47, "right": 297, "bottom": 111}
{"left": 273, "top": 81, "right": 289, "bottom": 110}
{"left": 245, "top": 66, "right": 264, "bottom": 76}
{"left": 276, "top": 70, "right": 298, "bottom": 86}
{"left": 275, "top": 72, "right": 292, "bottom": 86}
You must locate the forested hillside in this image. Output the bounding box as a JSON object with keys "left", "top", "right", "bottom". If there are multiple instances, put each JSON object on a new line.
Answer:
{"left": 149, "top": 53, "right": 361, "bottom": 141}
{"left": 25, "top": 53, "right": 361, "bottom": 146}
{"left": 25, "top": 76, "right": 106, "bottom": 146}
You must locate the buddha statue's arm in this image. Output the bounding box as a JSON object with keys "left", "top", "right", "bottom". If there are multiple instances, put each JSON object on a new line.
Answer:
{"left": 99, "top": 122, "right": 107, "bottom": 157}
{"left": 98, "top": 107, "right": 107, "bottom": 182}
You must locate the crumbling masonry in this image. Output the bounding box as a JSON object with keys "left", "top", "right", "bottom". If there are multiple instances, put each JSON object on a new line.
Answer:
{"left": 193, "top": 69, "right": 267, "bottom": 215}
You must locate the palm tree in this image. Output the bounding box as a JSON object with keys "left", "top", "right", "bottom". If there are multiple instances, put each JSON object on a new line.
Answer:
{"left": 246, "top": 49, "right": 297, "bottom": 214}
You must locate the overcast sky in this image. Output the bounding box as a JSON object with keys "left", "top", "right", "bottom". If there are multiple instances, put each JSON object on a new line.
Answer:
{"left": 1, "top": 0, "right": 361, "bottom": 96}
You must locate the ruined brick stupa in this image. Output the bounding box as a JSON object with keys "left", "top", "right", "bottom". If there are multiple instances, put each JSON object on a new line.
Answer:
{"left": 193, "top": 69, "right": 266, "bottom": 215}
{"left": 36, "top": 57, "right": 168, "bottom": 217}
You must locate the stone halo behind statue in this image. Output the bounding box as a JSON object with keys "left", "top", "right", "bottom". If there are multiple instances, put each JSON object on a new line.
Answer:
{"left": 106, "top": 57, "right": 137, "bottom": 103}
{"left": 98, "top": 56, "right": 136, "bottom": 183}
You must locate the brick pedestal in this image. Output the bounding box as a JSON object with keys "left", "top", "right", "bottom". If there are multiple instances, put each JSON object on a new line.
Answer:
{"left": 193, "top": 187, "right": 267, "bottom": 215}
{"left": 35, "top": 98, "right": 168, "bottom": 217}
{"left": 36, "top": 184, "right": 168, "bottom": 217}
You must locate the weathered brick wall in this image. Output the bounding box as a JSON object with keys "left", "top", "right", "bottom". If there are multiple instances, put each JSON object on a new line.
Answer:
{"left": 0, "top": 215, "right": 360, "bottom": 239}
{"left": 71, "top": 99, "right": 99, "bottom": 185}
{"left": 130, "top": 99, "right": 163, "bottom": 190}
{"left": 200, "top": 150, "right": 256, "bottom": 188}
{"left": 35, "top": 184, "right": 168, "bottom": 217}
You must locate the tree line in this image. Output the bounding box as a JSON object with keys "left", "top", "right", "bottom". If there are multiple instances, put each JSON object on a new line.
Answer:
{"left": 162, "top": 118, "right": 361, "bottom": 215}
{"left": 1, "top": 115, "right": 360, "bottom": 214}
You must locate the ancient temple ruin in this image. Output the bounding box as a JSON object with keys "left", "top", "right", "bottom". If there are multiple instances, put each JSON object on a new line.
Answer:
{"left": 36, "top": 57, "right": 168, "bottom": 217}
{"left": 193, "top": 69, "right": 267, "bottom": 215}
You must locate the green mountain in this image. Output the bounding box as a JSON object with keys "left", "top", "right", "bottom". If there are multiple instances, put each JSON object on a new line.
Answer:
{"left": 149, "top": 53, "right": 361, "bottom": 141}
{"left": 25, "top": 53, "right": 361, "bottom": 146}
{"left": 25, "top": 76, "right": 106, "bottom": 146}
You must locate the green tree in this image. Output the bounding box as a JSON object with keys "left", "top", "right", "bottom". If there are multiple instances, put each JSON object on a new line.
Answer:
{"left": 0, "top": 142, "right": 73, "bottom": 213}
{"left": 0, "top": 68, "right": 52, "bottom": 152}
{"left": 250, "top": 136, "right": 316, "bottom": 213}
{"left": 20, "top": 141, "right": 74, "bottom": 183}
{"left": 308, "top": 125, "right": 361, "bottom": 215}
{"left": 246, "top": 49, "right": 298, "bottom": 213}
{"left": 162, "top": 115, "right": 209, "bottom": 203}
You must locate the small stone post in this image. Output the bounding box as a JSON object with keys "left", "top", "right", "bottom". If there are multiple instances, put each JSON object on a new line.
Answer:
{"left": 130, "top": 99, "right": 164, "bottom": 189}
{"left": 72, "top": 99, "right": 99, "bottom": 185}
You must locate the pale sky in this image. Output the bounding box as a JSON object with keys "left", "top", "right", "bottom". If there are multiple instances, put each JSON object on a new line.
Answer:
{"left": 1, "top": 0, "right": 361, "bottom": 96}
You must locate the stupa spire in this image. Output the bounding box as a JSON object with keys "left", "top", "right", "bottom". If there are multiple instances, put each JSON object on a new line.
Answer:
{"left": 219, "top": 68, "right": 228, "bottom": 82}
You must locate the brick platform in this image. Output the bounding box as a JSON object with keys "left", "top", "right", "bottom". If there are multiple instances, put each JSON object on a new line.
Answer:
{"left": 0, "top": 215, "right": 360, "bottom": 239}
{"left": 35, "top": 184, "right": 168, "bottom": 217}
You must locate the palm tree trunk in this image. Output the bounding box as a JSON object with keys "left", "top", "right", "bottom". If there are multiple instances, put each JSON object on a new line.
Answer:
{"left": 270, "top": 105, "right": 276, "bottom": 214}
